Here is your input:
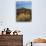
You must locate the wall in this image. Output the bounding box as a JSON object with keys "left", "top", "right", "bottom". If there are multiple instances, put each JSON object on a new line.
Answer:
{"left": 0, "top": 0, "right": 46, "bottom": 46}
{"left": 0, "top": 0, "right": 32, "bottom": 45}
{"left": 32, "top": 0, "right": 46, "bottom": 39}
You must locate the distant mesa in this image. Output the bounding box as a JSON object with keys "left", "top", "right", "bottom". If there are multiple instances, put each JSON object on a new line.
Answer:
{"left": 16, "top": 7, "right": 31, "bottom": 14}
{"left": 32, "top": 38, "right": 46, "bottom": 43}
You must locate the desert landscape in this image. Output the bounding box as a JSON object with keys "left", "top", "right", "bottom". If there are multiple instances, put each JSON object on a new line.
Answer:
{"left": 32, "top": 38, "right": 46, "bottom": 43}
{"left": 16, "top": 8, "right": 32, "bottom": 22}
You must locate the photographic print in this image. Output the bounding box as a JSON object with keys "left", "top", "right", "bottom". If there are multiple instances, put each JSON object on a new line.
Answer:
{"left": 16, "top": 1, "right": 32, "bottom": 22}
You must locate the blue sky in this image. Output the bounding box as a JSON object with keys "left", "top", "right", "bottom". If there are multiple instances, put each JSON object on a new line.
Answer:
{"left": 16, "top": 1, "right": 32, "bottom": 9}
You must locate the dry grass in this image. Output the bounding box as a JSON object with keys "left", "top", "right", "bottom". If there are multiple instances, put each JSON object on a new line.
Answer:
{"left": 16, "top": 13, "right": 32, "bottom": 22}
